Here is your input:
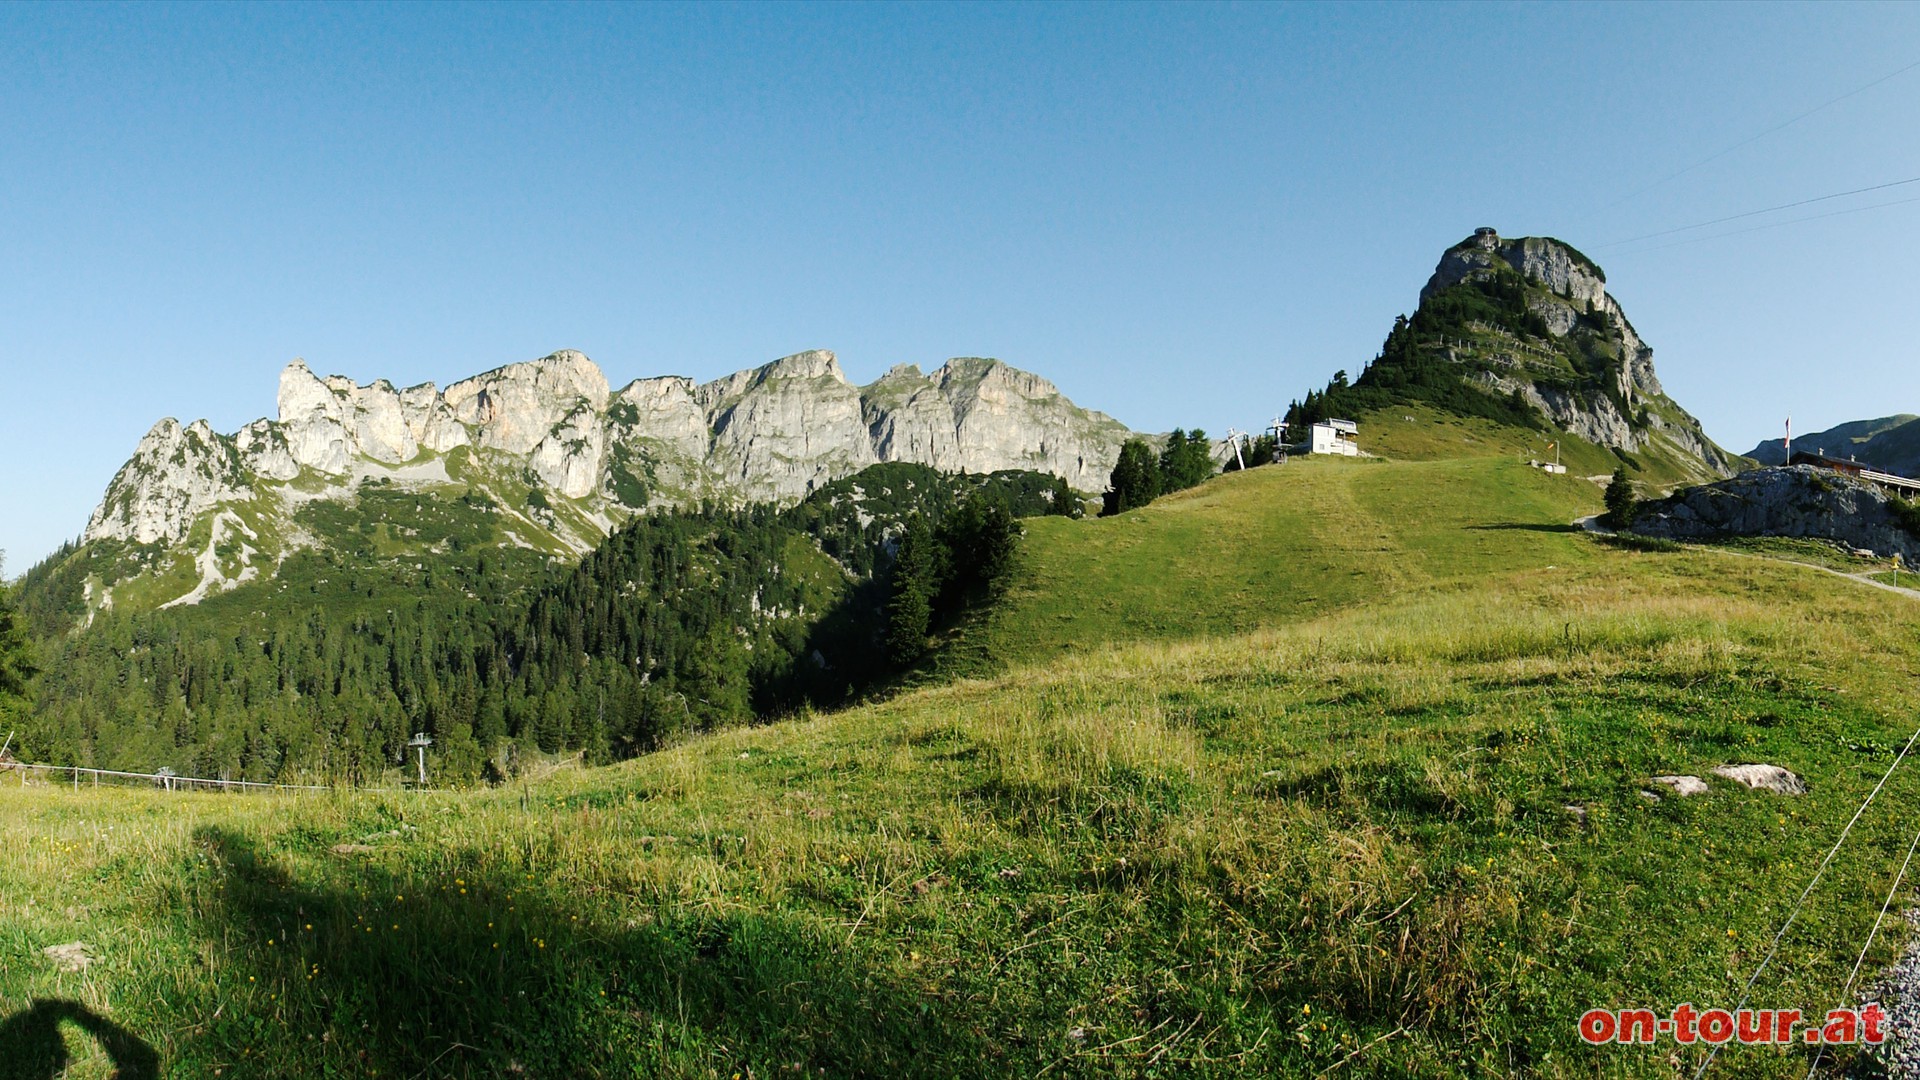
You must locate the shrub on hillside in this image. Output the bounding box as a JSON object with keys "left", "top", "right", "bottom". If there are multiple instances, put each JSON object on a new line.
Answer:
{"left": 1891, "top": 496, "right": 1920, "bottom": 539}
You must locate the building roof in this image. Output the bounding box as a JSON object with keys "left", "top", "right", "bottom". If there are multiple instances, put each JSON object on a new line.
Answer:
{"left": 1315, "top": 419, "right": 1358, "bottom": 433}
{"left": 1789, "top": 451, "right": 1920, "bottom": 495}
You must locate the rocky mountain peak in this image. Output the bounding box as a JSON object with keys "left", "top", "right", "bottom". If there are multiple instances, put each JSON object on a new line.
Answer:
{"left": 1425, "top": 229, "right": 1607, "bottom": 310}
{"left": 1354, "top": 228, "right": 1735, "bottom": 481}
{"left": 1428, "top": 228, "right": 1605, "bottom": 307}
{"left": 86, "top": 416, "right": 245, "bottom": 546}
{"left": 759, "top": 349, "right": 846, "bottom": 382}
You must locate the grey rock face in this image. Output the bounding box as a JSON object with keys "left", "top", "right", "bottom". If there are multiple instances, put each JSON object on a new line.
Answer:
{"left": 275, "top": 360, "right": 473, "bottom": 474}
{"left": 85, "top": 419, "right": 249, "bottom": 545}
{"left": 937, "top": 358, "right": 1132, "bottom": 491}
{"left": 1632, "top": 464, "right": 1920, "bottom": 562}
{"left": 85, "top": 347, "right": 1139, "bottom": 549}
{"left": 529, "top": 401, "right": 608, "bottom": 499}
{"left": 234, "top": 418, "right": 300, "bottom": 481}
{"left": 698, "top": 350, "right": 879, "bottom": 503}
{"left": 277, "top": 360, "right": 355, "bottom": 474}
{"left": 445, "top": 349, "right": 610, "bottom": 456}
{"left": 863, "top": 365, "right": 964, "bottom": 470}
{"left": 1422, "top": 229, "right": 1725, "bottom": 478}
{"left": 1422, "top": 233, "right": 1605, "bottom": 310}
{"left": 605, "top": 375, "right": 711, "bottom": 504}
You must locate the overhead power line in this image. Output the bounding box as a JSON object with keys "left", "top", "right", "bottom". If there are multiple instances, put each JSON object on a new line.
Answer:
{"left": 1610, "top": 192, "right": 1920, "bottom": 256}
{"left": 1597, "top": 175, "right": 1920, "bottom": 251}
{"left": 1606, "top": 56, "right": 1920, "bottom": 209}
{"left": 1600, "top": 174, "right": 1920, "bottom": 248}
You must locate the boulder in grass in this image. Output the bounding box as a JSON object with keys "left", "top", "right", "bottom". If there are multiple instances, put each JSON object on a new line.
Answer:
{"left": 42, "top": 942, "right": 93, "bottom": 972}
{"left": 1713, "top": 763, "right": 1807, "bottom": 795}
{"left": 1651, "top": 775, "right": 1709, "bottom": 797}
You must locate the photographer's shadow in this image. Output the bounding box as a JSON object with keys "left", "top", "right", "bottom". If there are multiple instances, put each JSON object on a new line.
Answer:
{"left": 0, "top": 999, "right": 157, "bottom": 1080}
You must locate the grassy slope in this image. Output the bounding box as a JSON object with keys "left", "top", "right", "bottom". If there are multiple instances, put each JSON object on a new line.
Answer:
{"left": 948, "top": 449, "right": 1602, "bottom": 670}
{"left": 8, "top": 457, "right": 1920, "bottom": 1078}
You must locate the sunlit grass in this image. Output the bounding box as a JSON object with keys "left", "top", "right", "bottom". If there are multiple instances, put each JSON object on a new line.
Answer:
{"left": 7, "top": 458, "right": 1920, "bottom": 1077}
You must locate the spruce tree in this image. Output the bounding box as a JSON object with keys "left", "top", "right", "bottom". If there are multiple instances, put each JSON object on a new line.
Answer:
{"left": 1603, "top": 466, "right": 1637, "bottom": 528}
{"left": 1159, "top": 429, "right": 1215, "bottom": 493}
{"left": 0, "top": 560, "right": 34, "bottom": 704}
{"left": 1103, "top": 439, "right": 1162, "bottom": 515}
{"left": 886, "top": 516, "right": 938, "bottom": 665}
{"left": 1048, "top": 475, "right": 1078, "bottom": 517}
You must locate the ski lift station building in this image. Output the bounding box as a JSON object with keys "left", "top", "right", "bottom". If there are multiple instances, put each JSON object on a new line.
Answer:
{"left": 1309, "top": 419, "right": 1360, "bottom": 456}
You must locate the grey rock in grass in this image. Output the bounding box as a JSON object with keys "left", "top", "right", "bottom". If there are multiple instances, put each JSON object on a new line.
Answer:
{"left": 1650, "top": 775, "right": 1709, "bottom": 797}
{"left": 42, "top": 942, "right": 93, "bottom": 972}
{"left": 1711, "top": 763, "right": 1807, "bottom": 795}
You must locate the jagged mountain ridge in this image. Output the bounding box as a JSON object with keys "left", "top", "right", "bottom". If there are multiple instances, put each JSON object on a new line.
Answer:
{"left": 77, "top": 349, "right": 1133, "bottom": 612}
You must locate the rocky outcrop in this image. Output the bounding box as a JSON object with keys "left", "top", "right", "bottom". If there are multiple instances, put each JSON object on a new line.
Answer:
{"left": 1424, "top": 229, "right": 1607, "bottom": 310}
{"left": 858, "top": 358, "right": 1132, "bottom": 493}
{"left": 863, "top": 365, "right": 964, "bottom": 471}
{"left": 85, "top": 419, "right": 249, "bottom": 546}
{"left": 84, "top": 348, "right": 1138, "bottom": 547}
{"left": 1630, "top": 464, "right": 1920, "bottom": 562}
{"left": 1417, "top": 228, "right": 1732, "bottom": 480}
{"left": 276, "top": 360, "right": 471, "bottom": 474}
{"left": 444, "top": 349, "right": 609, "bottom": 457}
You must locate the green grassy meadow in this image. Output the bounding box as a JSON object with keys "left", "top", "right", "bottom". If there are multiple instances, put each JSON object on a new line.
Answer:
{"left": 7, "top": 454, "right": 1920, "bottom": 1078}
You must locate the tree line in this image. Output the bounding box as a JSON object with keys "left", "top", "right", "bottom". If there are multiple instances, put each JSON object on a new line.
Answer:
{"left": 1102, "top": 428, "right": 1218, "bottom": 516}
{"left": 8, "top": 464, "right": 1075, "bottom": 785}
{"left": 1282, "top": 267, "right": 1558, "bottom": 436}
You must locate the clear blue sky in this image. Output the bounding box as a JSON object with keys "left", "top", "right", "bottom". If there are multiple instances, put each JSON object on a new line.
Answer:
{"left": 4, "top": 2, "right": 1918, "bottom": 570}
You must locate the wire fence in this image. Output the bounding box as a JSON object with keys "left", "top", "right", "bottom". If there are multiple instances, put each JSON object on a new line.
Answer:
{"left": 0, "top": 760, "right": 361, "bottom": 795}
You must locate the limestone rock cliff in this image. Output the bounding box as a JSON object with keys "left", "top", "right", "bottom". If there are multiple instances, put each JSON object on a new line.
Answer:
{"left": 85, "top": 419, "right": 250, "bottom": 546}
{"left": 699, "top": 350, "right": 879, "bottom": 503}
{"left": 1403, "top": 228, "right": 1734, "bottom": 482}
{"left": 82, "top": 349, "right": 1136, "bottom": 578}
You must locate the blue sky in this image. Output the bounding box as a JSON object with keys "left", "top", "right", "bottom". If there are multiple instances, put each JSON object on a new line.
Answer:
{"left": 4, "top": 2, "right": 1918, "bottom": 569}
